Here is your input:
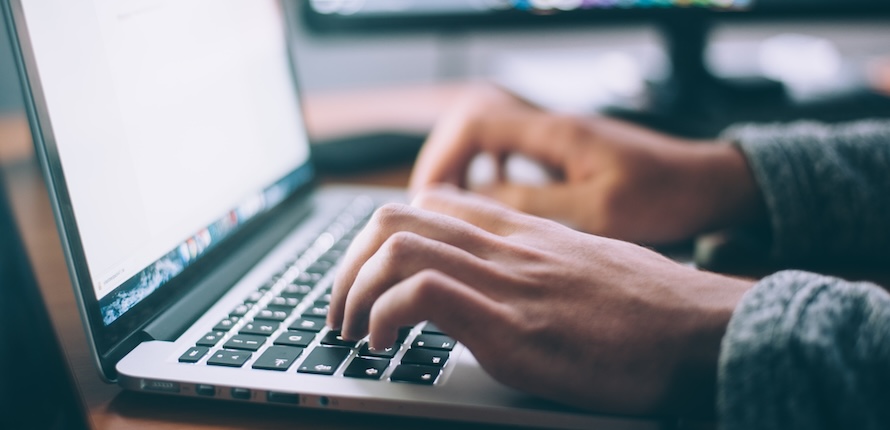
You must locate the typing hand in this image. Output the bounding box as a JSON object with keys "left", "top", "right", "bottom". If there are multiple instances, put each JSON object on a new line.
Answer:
{"left": 409, "top": 85, "right": 764, "bottom": 244}
{"left": 328, "top": 186, "right": 752, "bottom": 415}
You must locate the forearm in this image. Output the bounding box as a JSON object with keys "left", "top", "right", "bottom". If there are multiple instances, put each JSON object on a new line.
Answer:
{"left": 721, "top": 119, "right": 890, "bottom": 263}
{"left": 718, "top": 271, "right": 890, "bottom": 430}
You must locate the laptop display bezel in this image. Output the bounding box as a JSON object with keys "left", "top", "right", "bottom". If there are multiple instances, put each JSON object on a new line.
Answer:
{"left": 4, "top": 0, "right": 319, "bottom": 380}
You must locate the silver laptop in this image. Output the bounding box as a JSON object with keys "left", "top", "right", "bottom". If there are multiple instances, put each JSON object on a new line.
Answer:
{"left": 4, "top": 1, "right": 658, "bottom": 428}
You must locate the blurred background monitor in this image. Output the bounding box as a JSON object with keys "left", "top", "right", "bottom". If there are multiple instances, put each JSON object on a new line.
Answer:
{"left": 303, "top": 0, "right": 890, "bottom": 33}
{"left": 302, "top": 0, "right": 890, "bottom": 140}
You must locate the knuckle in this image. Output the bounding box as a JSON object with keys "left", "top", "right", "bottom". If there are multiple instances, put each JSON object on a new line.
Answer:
{"left": 551, "top": 115, "right": 594, "bottom": 152}
{"left": 445, "top": 100, "right": 485, "bottom": 130}
{"left": 415, "top": 269, "right": 444, "bottom": 290}
{"left": 381, "top": 231, "right": 422, "bottom": 261}
{"left": 405, "top": 269, "right": 446, "bottom": 306}
{"left": 372, "top": 203, "right": 412, "bottom": 228}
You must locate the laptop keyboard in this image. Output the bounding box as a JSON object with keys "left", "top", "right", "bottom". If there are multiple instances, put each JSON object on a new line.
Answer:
{"left": 178, "top": 197, "right": 455, "bottom": 386}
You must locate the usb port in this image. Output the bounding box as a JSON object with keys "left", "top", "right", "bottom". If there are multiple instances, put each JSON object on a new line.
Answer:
{"left": 195, "top": 384, "right": 215, "bottom": 397}
{"left": 267, "top": 391, "right": 299, "bottom": 404}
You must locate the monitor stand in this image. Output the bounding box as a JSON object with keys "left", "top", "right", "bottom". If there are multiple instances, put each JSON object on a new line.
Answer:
{"left": 607, "top": 15, "right": 890, "bottom": 139}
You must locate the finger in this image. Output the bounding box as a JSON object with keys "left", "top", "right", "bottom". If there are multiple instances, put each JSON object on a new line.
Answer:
{"left": 409, "top": 110, "right": 575, "bottom": 194}
{"left": 475, "top": 183, "right": 582, "bottom": 226}
{"left": 367, "top": 269, "right": 509, "bottom": 353}
{"left": 340, "top": 231, "right": 505, "bottom": 340}
{"left": 411, "top": 185, "right": 530, "bottom": 236}
{"left": 328, "top": 202, "right": 502, "bottom": 329}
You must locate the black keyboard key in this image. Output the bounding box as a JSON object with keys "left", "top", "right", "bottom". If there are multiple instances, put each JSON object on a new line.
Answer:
{"left": 223, "top": 334, "right": 266, "bottom": 351}
{"left": 318, "top": 249, "right": 344, "bottom": 264}
{"left": 271, "top": 268, "right": 290, "bottom": 280}
{"left": 282, "top": 283, "right": 312, "bottom": 298}
{"left": 269, "top": 296, "right": 300, "bottom": 308}
{"left": 207, "top": 350, "right": 251, "bottom": 368}
{"left": 239, "top": 321, "right": 280, "bottom": 336}
{"left": 252, "top": 346, "right": 303, "bottom": 371}
{"left": 255, "top": 308, "right": 290, "bottom": 322}
{"left": 304, "top": 301, "right": 330, "bottom": 318}
{"left": 306, "top": 260, "right": 334, "bottom": 274}
{"left": 343, "top": 357, "right": 389, "bottom": 380}
{"left": 179, "top": 347, "right": 209, "bottom": 363}
{"left": 265, "top": 305, "right": 297, "bottom": 314}
{"left": 196, "top": 331, "right": 225, "bottom": 347}
{"left": 315, "top": 292, "right": 332, "bottom": 304}
{"left": 297, "top": 346, "right": 350, "bottom": 375}
{"left": 412, "top": 334, "right": 456, "bottom": 351}
{"left": 229, "top": 303, "right": 252, "bottom": 317}
{"left": 421, "top": 322, "right": 447, "bottom": 335}
{"left": 244, "top": 290, "right": 265, "bottom": 303}
{"left": 326, "top": 222, "right": 349, "bottom": 239}
{"left": 390, "top": 365, "right": 440, "bottom": 385}
{"left": 401, "top": 348, "right": 449, "bottom": 367}
{"left": 396, "top": 326, "right": 414, "bottom": 343}
{"left": 358, "top": 343, "right": 398, "bottom": 359}
{"left": 330, "top": 240, "right": 351, "bottom": 253}
{"left": 273, "top": 331, "right": 316, "bottom": 348}
{"left": 294, "top": 272, "right": 322, "bottom": 284}
{"left": 320, "top": 330, "right": 358, "bottom": 348}
{"left": 212, "top": 316, "right": 240, "bottom": 332}
{"left": 289, "top": 317, "right": 326, "bottom": 332}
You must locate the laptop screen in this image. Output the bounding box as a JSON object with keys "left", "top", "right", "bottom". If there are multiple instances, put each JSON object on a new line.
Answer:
{"left": 17, "top": 0, "right": 312, "bottom": 325}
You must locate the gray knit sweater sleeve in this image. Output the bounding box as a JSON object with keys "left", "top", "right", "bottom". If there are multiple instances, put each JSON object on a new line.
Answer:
{"left": 722, "top": 119, "right": 890, "bottom": 263}
{"left": 718, "top": 271, "right": 890, "bottom": 430}
{"left": 715, "top": 120, "right": 890, "bottom": 429}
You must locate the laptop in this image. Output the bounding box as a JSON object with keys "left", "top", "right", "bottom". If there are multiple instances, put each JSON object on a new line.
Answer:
{"left": 4, "top": 1, "right": 657, "bottom": 428}
{"left": 0, "top": 174, "right": 90, "bottom": 430}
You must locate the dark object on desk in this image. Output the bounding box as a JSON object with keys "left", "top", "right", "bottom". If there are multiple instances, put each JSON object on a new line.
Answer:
{"left": 311, "top": 132, "right": 425, "bottom": 174}
{"left": 0, "top": 176, "right": 90, "bottom": 430}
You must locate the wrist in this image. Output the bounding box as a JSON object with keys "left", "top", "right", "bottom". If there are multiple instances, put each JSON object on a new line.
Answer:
{"left": 688, "top": 142, "right": 767, "bottom": 233}
{"left": 666, "top": 271, "right": 754, "bottom": 417}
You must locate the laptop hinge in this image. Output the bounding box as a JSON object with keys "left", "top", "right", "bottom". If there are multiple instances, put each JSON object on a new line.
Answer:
{"left": 141, "top": 194, "right": 316, "bottom": 342}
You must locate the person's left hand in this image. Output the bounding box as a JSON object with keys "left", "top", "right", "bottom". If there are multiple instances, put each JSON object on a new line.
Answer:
{"left": 328, "top": 186, "right": 753, "bottom": 415}
{"left": 408, "top": 85, "right": 764, "bottom": 245}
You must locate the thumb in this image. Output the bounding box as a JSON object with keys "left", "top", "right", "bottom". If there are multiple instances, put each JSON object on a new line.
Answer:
{"left": 474, "top": 183, "right": 580, "bottom": 225}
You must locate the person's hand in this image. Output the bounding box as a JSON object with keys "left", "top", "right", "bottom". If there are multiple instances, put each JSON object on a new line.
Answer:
{"left": 328, "top": 186, "right": 753, "bottom": 415}
{"left": 409, "top": 86, "right": 765, "bottom": 245}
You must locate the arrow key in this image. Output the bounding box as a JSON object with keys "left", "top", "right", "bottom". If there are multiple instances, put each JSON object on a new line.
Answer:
{"left": 179, "top": 346, "right": 209, "bottom": 363}
{"left": 343, "top": 357, "right": 389, "bottom": 380}
{"left": 297, "top": 346, "right": 350, "bottom": 375}
{"left": 252, "top": 346, "right": 303, "bottom": 371}
{"left": 223, "top": 334, "right": 267, "bottom": 351}
{"left": 207, "top": 350, "right": 251, "bottom": 368}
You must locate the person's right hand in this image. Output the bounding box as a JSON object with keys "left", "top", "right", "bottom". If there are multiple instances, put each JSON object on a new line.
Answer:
{"left": 328, "top": 186, "right": 753, "bottom": 415}
{"left": 409, "top": 85, "right": 765, "bottom": 245}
